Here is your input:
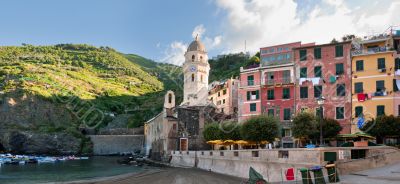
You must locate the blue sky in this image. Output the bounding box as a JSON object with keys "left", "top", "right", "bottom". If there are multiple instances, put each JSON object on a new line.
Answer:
{"left": 0, "top": 0, "right": 399, "bottom": 65}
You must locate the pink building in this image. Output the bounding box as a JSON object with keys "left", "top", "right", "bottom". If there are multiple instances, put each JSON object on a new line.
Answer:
{"left": 238, "top": 66, "right": 262, "bottom": 123}
{"left": 293, "top": 41, "right": 352, "bottom": 134}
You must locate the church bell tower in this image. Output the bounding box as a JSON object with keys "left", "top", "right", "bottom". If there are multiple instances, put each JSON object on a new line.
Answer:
{"left": 182, "top": 35, "right": 210, "bottom": 106}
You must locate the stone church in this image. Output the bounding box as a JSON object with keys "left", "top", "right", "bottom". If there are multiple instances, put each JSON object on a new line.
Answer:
{"left": 144, "top": 36, "right": 222, "bottom": 161}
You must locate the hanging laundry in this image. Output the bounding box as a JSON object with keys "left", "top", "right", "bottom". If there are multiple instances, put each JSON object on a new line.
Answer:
{"left": 329, "top": 75, "right": 336, "bottom": 83}
{"left": 311, "top": 77, "right": 321, "bottom": 86}
{"left": 286, "top": 168, "right": 295, "bottom": 181}
{"left": 357, "top": 117, "right": 365, "bottom": 129}
{"left": 357, "top": 93, "right": 366, "bottom": 102}
{"left": 299, "top": 78, "right": 307, "bottom": 85}
{"left": 395, "top": 69, "right": 400, "bottom": 76}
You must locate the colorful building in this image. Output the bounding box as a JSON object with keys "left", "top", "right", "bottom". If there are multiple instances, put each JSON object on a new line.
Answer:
{"left": 238, "top": 66, "right": 262, "bottom": 123}
{"left": 260, "top": 42, "right": 301, "bottom": 148}
{"left": 208, "top": 78, "right": 239, "bottom": 115}
{"left": 293, "top": 41, "right": 352, "bottom": 134}
{"left": 351, "top": 32, "right": 400, "bottom": 133}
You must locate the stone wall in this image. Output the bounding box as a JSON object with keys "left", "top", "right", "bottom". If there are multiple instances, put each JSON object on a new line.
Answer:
{"left": 89, "top": 135, "right": 143, "bottom": 155}
{"left": 170, "top": 146, "right": 400, "bottom": 182}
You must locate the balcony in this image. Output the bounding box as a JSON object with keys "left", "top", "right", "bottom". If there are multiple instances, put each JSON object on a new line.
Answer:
{"left": 351, "top": 46, "right": 392, "bottom": 56}
{"left": 264, "top": 77, "right": 293, "bottom": 86}
{"left": 240, "top": 80, "right": 260, "bottom": 87}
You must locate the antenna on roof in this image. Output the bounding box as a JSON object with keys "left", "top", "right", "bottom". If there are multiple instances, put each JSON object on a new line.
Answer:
{"left": 195, "top": 34, "right": 199, "bottom": 41}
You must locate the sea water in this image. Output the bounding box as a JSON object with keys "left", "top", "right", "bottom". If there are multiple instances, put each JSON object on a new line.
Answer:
{"left": 0, "top": 156, "right": 149, "bottom": 184}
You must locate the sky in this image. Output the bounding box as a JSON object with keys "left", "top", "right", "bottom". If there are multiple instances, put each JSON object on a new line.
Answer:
{"left": 0, "top": 0, "right": 399, "bottom": 65}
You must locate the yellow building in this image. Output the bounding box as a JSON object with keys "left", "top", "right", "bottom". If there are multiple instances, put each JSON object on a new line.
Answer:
{"left": 351, "top": 33, "right": 400, "bottom": 133}
{"left": 208, "top": 78, "right": 239, "bottom": 115}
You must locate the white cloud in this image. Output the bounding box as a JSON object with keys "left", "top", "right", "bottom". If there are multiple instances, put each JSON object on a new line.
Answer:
{"left": 214, "top": 0, "right": 400, "bottom": 54}
{"left": 192, "top": 24, "right": 206, "bottom": 39}
{"left": 160, "top": 41, "right": 187, "bottom": 65}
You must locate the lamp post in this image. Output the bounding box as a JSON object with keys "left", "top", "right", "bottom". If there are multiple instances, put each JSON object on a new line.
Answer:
{"left": 316, "top": 96, "right": 325, "bottom": 146}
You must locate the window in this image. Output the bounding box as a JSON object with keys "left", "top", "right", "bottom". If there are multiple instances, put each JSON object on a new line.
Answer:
{"left": 223, "top": 89, "right": 227, "bottom": 95}
{"left": 300, "top": 49, "right": 307, "bottom": 61}
{"left": 191, "top": 55, "right": 195, "bottom": 61}
{"left": 282, "top": 70, "right": 290, "bottom": 83}
{"left": 314, "top": 85, "right": 322, "bottom": 98}
{"left": 355, "top": 106, "right": 363, "bottom": 117}
{"left": 201, "top": 75, "right": 203, "bottom": 82}
{"left": 278, "top": 150, "right": 289, "bottom": 158}
{"left": 191, "top": 73, "right": 195, "bottom": 82}
{"left": 394, "top": 79, "right": 399, "bottom": 92}
{"left": 218, "top": 92, "right": 221, "bottom": 97}
{"left": 398, "top": 105, "right": 400, "bottom": 116}
{"left": 222, "top": 99, "right": 225, "bottom": 104}
{"left": 377, "top": 105, "right": 385, "bottom": 116}
{"left": 168, "top": 94, "right": 172, "bottom": 103}
{"left": 247, "top": 90, "right": 259, "bottom": 100}
{"left": 267, "top": 109, "right": 274, "bottom": 116}
{"left": 354, "top": 82, "right": 363, "bottom": 93}
{"left": 247, "top": 75, "right": 254, "bottom": 86}
{"left": 377, "top": 58, "right": 386, "bottom": 69}
{"left": 336, "top": 63, "right": 344, "bottom": 75}
{"left": 267, "top": 72, "right": 274, "bottom": 84}
{"left": 282, "top": 88, "right": 290, "bottom": 99}
{"left": 376, "top": 80, "right": 385, "bottom": 92}
{"left": 314, "top": 66, "right": 322, "bottom": 77}
{"left": 336, "top": 107, "right": 344, "bottom": 119}
{"left": 314, "top": 47, "right": 321, "bottom": 59}
{"left": 335, "top": 45, "right": 343, "bottom": 57}
{"left": 284, "top": 129, "right": 292, "bottom": 137}
{"left": 356, "top": 60, "right": 364, "bottom": 71}
{"left": 395, "top": 58, "right": 400, "bottom": 70}
{"left": 283, "top": 108, "right": 291, "bottom": 120}
{"left": 250, "top": 103, "right": 257, "bottom": 112}
{"left": 267, "top": 89, "right": 275, "bottom": 100}
{"left": 300, "top": 67, "right": 307, "bottom": 78}
{"left": 221, "top": 108, "right": 224, "bottom": 113}
{"left": 300, "top": 87, "right": 308, "bottom": 98}
{"left": 337, "top": 84, "right": 346, "bottom": 96}
{"left": 217, "top": 100, "right": 221, "bottom": 105}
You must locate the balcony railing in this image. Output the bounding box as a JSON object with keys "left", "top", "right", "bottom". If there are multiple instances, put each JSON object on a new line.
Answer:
{"left": 240, "top": 80, "right": 260, "bottom": 87}
{"left": 352, "top": 47, "right": 391, "bottom": 56}
{"left": 264, "top": 77, "right": 293, "bottom": 85}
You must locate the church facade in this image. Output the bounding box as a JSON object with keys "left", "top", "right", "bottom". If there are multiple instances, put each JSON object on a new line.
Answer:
{"left": 144, "top": 37, "right": 220, "bottom": 161}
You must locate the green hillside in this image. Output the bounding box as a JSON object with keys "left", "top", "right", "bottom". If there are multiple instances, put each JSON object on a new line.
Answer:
{"left": 0, "top": 44, "right": 166, "bottom": 133}
{"left": 208, "top": 53, "right": 256, "bottom": 82}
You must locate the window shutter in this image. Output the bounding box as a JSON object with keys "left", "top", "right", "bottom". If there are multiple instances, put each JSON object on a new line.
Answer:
{"left": 256, "top": 90, "right": 259, "bottom": 99}
{"left": 247, "top": 91, "right": 250, "bottom": 100}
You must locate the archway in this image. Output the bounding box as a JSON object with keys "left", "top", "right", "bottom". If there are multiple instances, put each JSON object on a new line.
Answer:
{"left": 0, "top": 142, "right": 5, "bottom": 153}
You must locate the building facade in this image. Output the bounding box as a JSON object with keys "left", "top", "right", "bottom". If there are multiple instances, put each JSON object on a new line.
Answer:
{"left": 208, "top": 78, "right": 239, "bottom": 115}
{"left": 260, "top": 42, "right": 301, "bottom": 148}
{"left": 238, "top": 66, "right": 262, "bottom": 123}
{"left": 293, "top": 41, "right": 352, "bottom": 134}
{"left": 351, "top": 32, "right": 400, "bottom": 133}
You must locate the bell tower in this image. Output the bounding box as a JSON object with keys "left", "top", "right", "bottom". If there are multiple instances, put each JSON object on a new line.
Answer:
{"left": 182, "top": 35, "right": 210, "bottom": 106}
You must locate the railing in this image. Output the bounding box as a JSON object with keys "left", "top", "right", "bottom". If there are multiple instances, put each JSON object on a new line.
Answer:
{"left": 264, "top": 77, "right": 293, "bottom": 85}
{"left": 352, "top": 47, "right": 391, "bottom": 56}
{"left": 240, "top": 80, "right": 261, "bottom": 87}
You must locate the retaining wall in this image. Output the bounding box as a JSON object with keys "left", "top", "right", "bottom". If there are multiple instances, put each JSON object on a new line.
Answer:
{"left": 170, "top": 146, "right": 400, "bottom": 182}
{"left": 89, "top": 135, "right": 144, "bottom": 155}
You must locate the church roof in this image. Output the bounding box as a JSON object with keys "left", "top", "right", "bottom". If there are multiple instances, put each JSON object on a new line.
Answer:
{"left": 187, "top": 35, "right": 206, "bottom": 52}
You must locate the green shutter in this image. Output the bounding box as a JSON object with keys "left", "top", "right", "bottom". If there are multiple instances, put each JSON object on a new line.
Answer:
{"left": 314, "top": 47, "right": 321, "bottom": 59}
{"left": 300, "top": 50, "right": 307, "bottom": 61}
{"left": 256, "top": 90, "right": 259, "bottom": 99}
{"left": 355, "top": 106, "right": 363, "bottom": 117}
{"left": 314, "top": 66, "right": 322, "bottom": 77}
{"left": 335, "top": 45, "right": 343, "bottom": 57}
{"left": 394, "top": 79, "right": 399, "bottom": 92}
{"left": 247, "top": 91, "right": 250, "bottom": 100}
{"left": 300, "top": 67, "right": 307, "bottom": 78}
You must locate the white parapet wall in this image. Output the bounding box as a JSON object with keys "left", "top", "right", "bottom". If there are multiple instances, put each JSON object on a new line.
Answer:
{"left": 170, "top": 146, "right": 400, "bottom": 182}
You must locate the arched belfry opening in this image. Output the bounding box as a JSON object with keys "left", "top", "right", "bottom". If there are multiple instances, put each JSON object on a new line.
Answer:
{"left": 192, "top": 55, "right": 195, "bottom": 62}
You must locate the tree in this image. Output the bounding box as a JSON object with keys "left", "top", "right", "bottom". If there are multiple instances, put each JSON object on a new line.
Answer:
{"left": 311, "top": 118, "right": 342, "bottom": 139}
{"left": 240, "top": 115, "right": 280, "bottom": 143}
{"left": 361, "top": 115, "right": 400, "bottom": 141}
{"left": 203, "top": 122, "right": 222, "bottom": 141}
{"left": 292, "top": 112, "right": 318, "bottom": 139}
{"left": 219, "top": 121, "right": 241, "bottom": 140}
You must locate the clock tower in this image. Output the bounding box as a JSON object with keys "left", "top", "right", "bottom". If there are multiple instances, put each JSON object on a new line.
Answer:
{"left": 182, "top": 35, "right": 210, "bottom": 106}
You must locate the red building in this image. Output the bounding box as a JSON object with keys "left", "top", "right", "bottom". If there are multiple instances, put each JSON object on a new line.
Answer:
{"left": 293, "top": 41, "right": 352, "bottom": 135}
{"left": 260, "top": 42, "right": 301, "bottom": 148}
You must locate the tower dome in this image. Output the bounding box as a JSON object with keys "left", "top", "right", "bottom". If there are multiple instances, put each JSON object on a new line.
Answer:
{"left": 187, "top": 35, "right": 206, "bottom": 52}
